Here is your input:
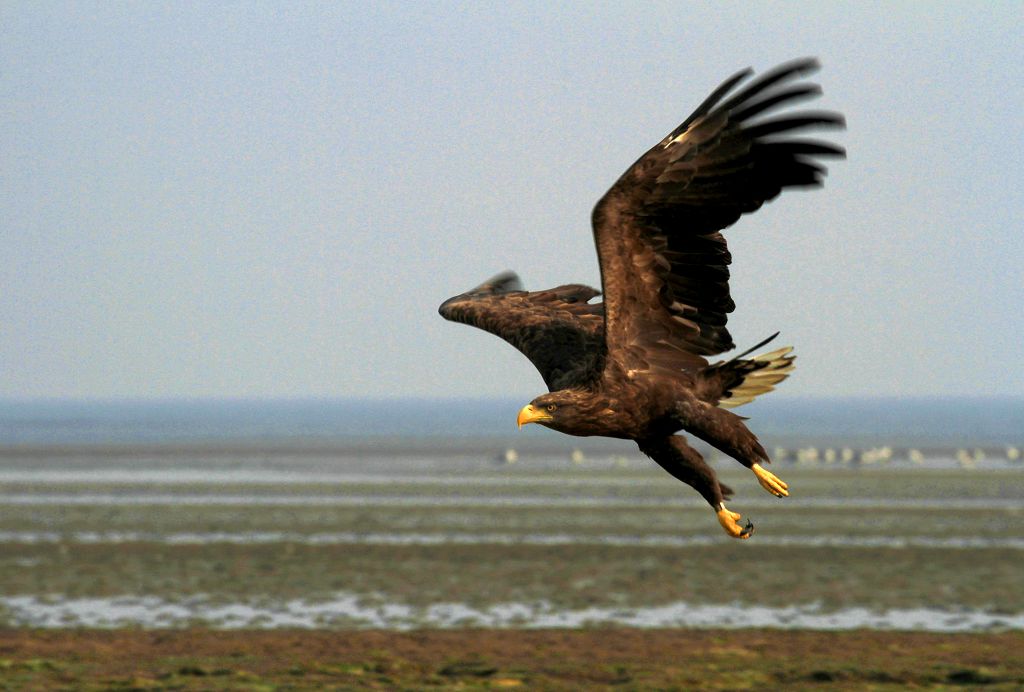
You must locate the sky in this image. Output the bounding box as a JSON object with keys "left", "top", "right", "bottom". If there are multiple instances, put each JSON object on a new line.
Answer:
{"left": 1, "top": 2, "right": 1022, "bottom": 401}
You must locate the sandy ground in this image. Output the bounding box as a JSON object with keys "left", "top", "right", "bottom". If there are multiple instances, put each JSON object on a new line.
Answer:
{"left": 1, "top": 628, "right": 1022, "bottom": 690}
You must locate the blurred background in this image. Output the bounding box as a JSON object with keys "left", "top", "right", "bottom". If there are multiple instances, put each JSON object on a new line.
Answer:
{"left": 0, "top": 0, "right": 1021, "bottom": 640}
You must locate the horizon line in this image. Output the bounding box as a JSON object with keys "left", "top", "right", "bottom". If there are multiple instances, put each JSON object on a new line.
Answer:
{"left": 1, "top": 394, "right": 1022, "bottom": 406}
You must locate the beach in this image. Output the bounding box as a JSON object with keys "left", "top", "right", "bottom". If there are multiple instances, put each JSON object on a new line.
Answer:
{"left": 0, "top": 400, "right": 1021, "bottom": 687}
{"left": 2, "top": 628, "right": 1022, "bottom": 689}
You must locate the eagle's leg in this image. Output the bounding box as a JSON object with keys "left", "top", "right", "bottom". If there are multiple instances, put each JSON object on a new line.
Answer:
{"left": 637, "top": 436, "right": 753, "bottom": 539}
{"left": 752, "top": 463, "right": 789, "bottom": 498}
{"left": 677, "top": 401, "right": 790, "bottom": 498}
{"left": 716, "top": 503, "right": 755, "bottom": 539}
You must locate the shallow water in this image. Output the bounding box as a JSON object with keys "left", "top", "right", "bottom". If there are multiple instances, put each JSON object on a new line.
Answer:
{"left": 0, "top": 492, "right": 1018, "bottom": 511}
{"left": 0, "top": 530, "right": 1021, "bottom": 550}
{"left": 1, "top": 593, "right": 1019, "bottom": 632}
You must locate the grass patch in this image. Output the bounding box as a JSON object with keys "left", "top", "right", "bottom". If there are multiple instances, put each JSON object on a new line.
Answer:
{"left": 0, "top": 628, "right": 1021, "bottom": 690}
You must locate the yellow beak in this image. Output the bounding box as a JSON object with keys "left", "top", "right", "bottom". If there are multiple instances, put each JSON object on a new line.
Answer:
{"left": 517, "top": 404, "right": 552, "bottom": 429}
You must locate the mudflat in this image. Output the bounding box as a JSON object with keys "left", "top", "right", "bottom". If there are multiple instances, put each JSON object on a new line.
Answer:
{"left": 1, "top": 628, "right": 1021, "bottom": 690}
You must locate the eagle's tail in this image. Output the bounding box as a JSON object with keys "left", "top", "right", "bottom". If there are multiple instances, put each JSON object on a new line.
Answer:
{"left": 705, "top": 336, "right": 796, "bottom": 409}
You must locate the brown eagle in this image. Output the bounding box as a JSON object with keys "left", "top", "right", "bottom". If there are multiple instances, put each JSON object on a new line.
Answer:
{"left": 439, "top": 58, "right": 844, "bottom": 538}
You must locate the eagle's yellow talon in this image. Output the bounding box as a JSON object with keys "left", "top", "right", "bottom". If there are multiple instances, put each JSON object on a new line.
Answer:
{"left": 752, "top": 463, "right": 789, "bottom": 498}
{"left": 716, "top": 504, "right": 754, "bottom": 539}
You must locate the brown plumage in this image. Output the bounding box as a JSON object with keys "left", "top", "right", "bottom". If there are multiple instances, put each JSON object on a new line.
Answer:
{"left": 439, "top": 58, "right": 844, "bottom": 538}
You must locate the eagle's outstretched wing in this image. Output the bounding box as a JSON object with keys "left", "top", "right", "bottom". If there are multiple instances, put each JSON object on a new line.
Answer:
{"left": 591, "top": 58, "right": 844, "bottom": 374}
{"left": 439, "top": 272, "right": 605, "bottom": 391}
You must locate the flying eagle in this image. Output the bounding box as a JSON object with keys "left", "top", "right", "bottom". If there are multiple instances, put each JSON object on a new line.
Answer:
{"left": 439, "top": 58, "right": 844, "bottom": 538}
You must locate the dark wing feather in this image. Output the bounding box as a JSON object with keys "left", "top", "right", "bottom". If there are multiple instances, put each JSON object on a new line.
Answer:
{"left": 439, "top": 272, "right": 605, "bottom": 391}
{"left": 591, "top": 58, "right": 844, "bottom": 370}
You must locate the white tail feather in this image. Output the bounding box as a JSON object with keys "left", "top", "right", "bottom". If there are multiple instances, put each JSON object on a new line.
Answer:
{"left": 718, "top": 346, "right": 795, "bottom": 409}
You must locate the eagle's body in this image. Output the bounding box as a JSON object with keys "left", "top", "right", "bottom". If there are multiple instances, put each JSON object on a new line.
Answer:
{"left": 439, "top": 59, "right": 843, "bottom": 537}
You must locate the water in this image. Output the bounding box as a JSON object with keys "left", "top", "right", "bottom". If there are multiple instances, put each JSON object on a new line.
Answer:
{"left": 2, "top": 396, "right": 1023, "bottom": 447}
{"left": 1, "top": 530, "right": 1021, "bottom": 550}
{"left": 2, "top": 594, "right": 1020, "bottom": 631}
{"left": 0, "top": 397, "right": 1021, "bottom": 631}
{"left": 0, "top": 398, "right": 518, "bottom": 445}
{"left": 0, "top": 492, "right": 1019, "bottom": 511}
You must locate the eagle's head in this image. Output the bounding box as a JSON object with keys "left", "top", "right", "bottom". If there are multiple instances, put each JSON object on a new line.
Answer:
{"left": 517, "top": 390, "right": 610, "bottom": 436}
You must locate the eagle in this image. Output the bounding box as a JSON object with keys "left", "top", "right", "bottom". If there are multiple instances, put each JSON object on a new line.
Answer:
{"left": 439, "top": 58, "right": 844, "bottom": 538}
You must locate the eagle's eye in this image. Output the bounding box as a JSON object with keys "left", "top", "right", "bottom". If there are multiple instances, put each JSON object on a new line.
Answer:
{"left": 546, "top": 404, "right": 557, "bottom": 413}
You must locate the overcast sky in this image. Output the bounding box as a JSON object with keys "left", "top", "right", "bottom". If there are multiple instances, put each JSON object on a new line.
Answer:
{"left": 2, "top": 2, "right": 1021, "bottom": 401}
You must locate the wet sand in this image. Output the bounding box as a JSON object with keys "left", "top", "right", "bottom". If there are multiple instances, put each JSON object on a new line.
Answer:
{"left": 2, "top": 467, "right": 1021, "bottom": 632}
{"left": 1, "top": 628, "right": 1021, "bottom": 689}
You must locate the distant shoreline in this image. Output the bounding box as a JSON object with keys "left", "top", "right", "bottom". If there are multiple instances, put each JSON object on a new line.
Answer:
{"left": 2, "top": 396, "right": 1023, "bottom": 447}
